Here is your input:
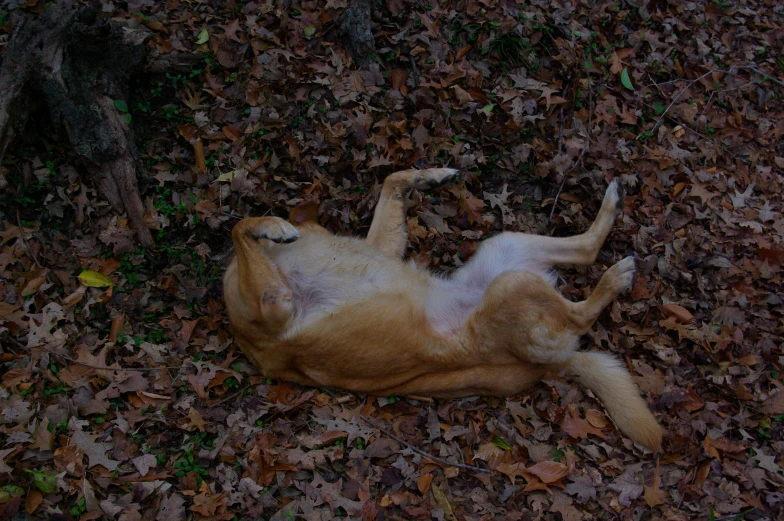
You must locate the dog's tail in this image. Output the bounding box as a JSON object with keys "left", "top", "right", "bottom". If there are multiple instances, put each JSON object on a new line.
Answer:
{"left": 566, "top": 351, "right": 662, "bottom": 450}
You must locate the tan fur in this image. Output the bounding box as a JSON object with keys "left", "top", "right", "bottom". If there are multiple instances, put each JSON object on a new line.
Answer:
{"left": 224, "top": 169, "right": 663, "bottom": 450}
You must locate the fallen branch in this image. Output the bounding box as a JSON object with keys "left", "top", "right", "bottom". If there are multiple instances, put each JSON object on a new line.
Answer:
{"left": 650, "top": 64, "right": 783, "bottom": 134}
{"left": 549, "top": 106, "right": 567, "bottom": 221}
{"left": 360, "top": 414, "right": 492, "bottom": 473}
{"left": 550, "top": 72, "right": 594, "bottom": 221}
{"left": 61, "top": 354, "right": 182, "bottom": 373}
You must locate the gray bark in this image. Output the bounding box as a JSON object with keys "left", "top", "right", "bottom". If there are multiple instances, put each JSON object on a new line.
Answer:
{"left": 0, "top": 1, "right": 164, "bottom": 247}
{"left": 338, "top": 0, "right": 376, "bottom": 67}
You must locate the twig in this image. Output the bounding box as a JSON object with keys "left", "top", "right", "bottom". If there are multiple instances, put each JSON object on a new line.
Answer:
{"left": 711, "top": 508, "right": 757, "bottom": 521}
{"left": 16, "top": 211, "right": 43, "bottom": 268}
{"left": 645, "top": 64, "right": 784, "bottom": 89}
{"left": 60, "top": 354, "right": 182, "bottom": 372}
{"left": 651, "top": 70, "right": 714, "bottom": 133}
{"left": 211, "top": 383, "right": 252, "bottom": 406}
{"left": 651, "top": 64, "right": 783, "bottom": 134}
{"left": 360, "top": 414, "right": 492, "bottom": 473}
{"left": 549, "top": 106, "right": 567, "bottom": 221}
{"left": 550, "top": 72, "right": 594, "bottom": 221}
{"left": 746, "top": 66, "right": 784, "bottom": 88}
{"left": 576, "top": 84, "right": 593, "bottom": 169}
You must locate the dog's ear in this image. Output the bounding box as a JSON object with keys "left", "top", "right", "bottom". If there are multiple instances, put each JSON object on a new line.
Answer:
{"left": 289, "top": 199, "right": 320, "bottom": 225}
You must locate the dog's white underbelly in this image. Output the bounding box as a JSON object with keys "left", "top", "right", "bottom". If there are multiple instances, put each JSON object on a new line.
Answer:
{"left": 274, "top": 231, "right": 556, "bottom": 335}
{"left": 273, "top": 234, "right": 426, "bottom": 324}
{"left": 425, "top": 236, "right": 556, "bottom": 334}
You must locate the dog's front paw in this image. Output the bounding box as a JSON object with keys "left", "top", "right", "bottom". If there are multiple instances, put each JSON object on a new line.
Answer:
{"left": 252, "top": 219, "right": 300, "bottom": 244}
{"left": 412, "top": 168, "right": 459, "bottom": 190}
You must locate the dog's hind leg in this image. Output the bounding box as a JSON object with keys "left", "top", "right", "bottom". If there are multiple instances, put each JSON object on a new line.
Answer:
{"left": 524, "top": 179, "right": 626, "bottom": 266}
{"left": 465, "top": 256, "right": 635, "bottom": 365}
{"left": 462, "top": 260, "right": 660, "bottom": 449}
{"left": 458, "top": 180, "right": 626, "bottom": 284}
{"left": 366, "top": 168, "right": 457, "bottom": 257}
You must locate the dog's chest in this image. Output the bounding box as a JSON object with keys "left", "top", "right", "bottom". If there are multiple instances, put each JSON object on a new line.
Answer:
{"left": 284, "top": 265, "right": 384, "bottom": 316}
{"left": 274, "top": 237, "right": 418, "bottom": 321}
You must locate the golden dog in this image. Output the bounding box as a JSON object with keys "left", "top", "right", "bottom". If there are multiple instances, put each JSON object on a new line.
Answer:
{"left": 224, "top": 169, "right": 662, "bottom": 450}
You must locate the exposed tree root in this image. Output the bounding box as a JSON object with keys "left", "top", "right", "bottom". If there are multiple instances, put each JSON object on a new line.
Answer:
{"left": 0, "top": 1, "right": 196, "bottom": 247}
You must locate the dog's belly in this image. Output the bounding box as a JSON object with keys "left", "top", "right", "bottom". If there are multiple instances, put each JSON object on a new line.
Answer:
{"left": 425, "top": 279, "right": 485, "bottom": 335}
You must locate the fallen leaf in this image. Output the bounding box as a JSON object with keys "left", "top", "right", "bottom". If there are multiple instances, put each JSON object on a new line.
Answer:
{"left": 25, "top": 489, "right": 43, "bottom": 515}
{"left": 54, "top": 444, "right": 86, "bottom": 477}
{"left": 643, "top": 461, "right": 667, "bottom": 507}
{"left": 71, "top": 428, "right": 119, "bottom": 470}
{"left": 417, "top": 473, "right": 433, "bottom": 494}
{"left": 183, "top": 407, "right": 208, "bottom": 432}
{"left": 78, "top": 270, "right": 114, "bottom": 288}
{"left": 430, "top": 482, "right": 458, "bottom": 521}
{"left": 761, "top": 391, "right": 784, "bottom": 415}
{"left": 562, "top": 415, "right": 606, "bottom": 441}
{"left": 132, "top": 454, "right": 158, "bottom": 477}
{"left": 525, "top": 461, "right": 570, "bottom": 484}
{"left": 585, "top": 409, "right": 608, "bottom": 429}
{"left": 662, "top": 303, "right": 694, "bottom": 322}
{"left": 194, "top": 138, "right": 206, "bottom": 173}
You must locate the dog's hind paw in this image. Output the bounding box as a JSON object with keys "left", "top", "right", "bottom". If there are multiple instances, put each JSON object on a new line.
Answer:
{"left": 251, "top": 218, "right": 300, "bottom": 244}
{"left": 607, "top": 256, "right": 635, "bottom": 292}
{"left": 603, "top": 179, "right": 626, "bottom": 212}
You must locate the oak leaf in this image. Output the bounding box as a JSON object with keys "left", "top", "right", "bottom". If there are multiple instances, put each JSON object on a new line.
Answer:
{"left": 642, "top": 461, "right": 667, "bottom": 507}
{"left": 561, "top": 415, "right": 606, "bottom": 441}
{"left": 71, "top": 428, "right": 119, "bottom": 471}
{"left": 525, "top": 460, "right": 570, "bottom": 484}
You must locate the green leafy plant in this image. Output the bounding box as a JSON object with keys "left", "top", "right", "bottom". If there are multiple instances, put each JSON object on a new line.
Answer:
{"left": 70, "top": 497, "right": 87, "bottom": 517}
{"left": 25, "top": 469, "right": 57, "bottom": 493}
{"left": 173, "top": 445, "right": 209, "bottom": 484}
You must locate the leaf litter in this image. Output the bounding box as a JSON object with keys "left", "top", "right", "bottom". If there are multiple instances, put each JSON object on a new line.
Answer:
{"left": 0, "top": 0, "right": 783, "bottom": 519}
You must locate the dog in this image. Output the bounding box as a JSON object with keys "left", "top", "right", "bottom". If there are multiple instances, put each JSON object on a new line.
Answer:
{"left": 223, "top": 168, "right": 663, "bottom": 450}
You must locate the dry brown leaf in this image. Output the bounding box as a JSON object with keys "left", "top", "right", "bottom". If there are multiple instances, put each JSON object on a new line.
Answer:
{"left": 662, "top": 303, "right": 694, "bottom": 322}
{"left": 109, "top": 313, "right": 124, "bottom": 343}
{"left": 30, "top": 418, "right": 54, "bottom": 451}
{"left": 525, "top": 460, "right": 570, "bottom": 484}
{"left": 183, "top": 407, "right": 208, "bottom": 432}
{"left": 54, "top": 444, "right": 86, "bottom": 477}
{"left": 642, "top": 461, "right": 667, "bottom": 507}
{"left": 71, "top": 428, "right": 118, "bottom": 471}
{"left": 25, "top": 489, "right": 43, "bottom": 515}
{"left": 562, "top": 415, "right": 606, "bottom": 441}
{"left": 761, "top": 391, "right": 784, "bottom": 415}
{"left": 181, "top": 89, "right": 205, "bottom": 110}
{"left": 1, "top": 367, "right": 31, "bottom": 388}
{"left": 682, "top": 385, "right": 705, "bottom": 412}
{"left": 190, "top": 483, "right": 232, "bottom": 519}
{"left": 194, "top": 138, "right": 206, "bottom": 173}
{"left": 585, "top": 409, "right": 608, "bottom": 429}
{"left": 430, "top": 482, "right": 458, "bottom": 521}
{"left": 417, "top": 473, "right": 433, "bottom": 494}
{"left": 391, "top": 68, "right": 407, "bottom": 91}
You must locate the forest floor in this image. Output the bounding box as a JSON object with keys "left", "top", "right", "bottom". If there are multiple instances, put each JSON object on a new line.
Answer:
{"left": 0, "top": 0, "right": 783, "bottom": 520}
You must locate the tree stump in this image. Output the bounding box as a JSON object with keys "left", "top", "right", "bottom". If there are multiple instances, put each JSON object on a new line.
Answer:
{"left": 0, "top": 1, "right": 164, "bottom": 247}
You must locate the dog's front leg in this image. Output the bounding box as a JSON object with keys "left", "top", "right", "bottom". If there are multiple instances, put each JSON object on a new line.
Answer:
{"left": 230, "top": 217, "right": 298, "bottom": 332}
{"left": 367, "top": 168, "right": 457, "bottom": 257}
